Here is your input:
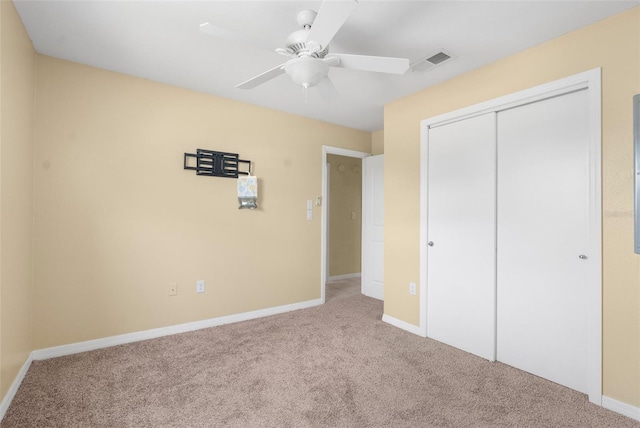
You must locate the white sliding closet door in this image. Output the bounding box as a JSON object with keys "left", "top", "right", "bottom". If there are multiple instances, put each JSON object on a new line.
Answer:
{"left": 427, "top": 113, "right": 496, "bottom": 361}
{"left": 496, "top": 89, "right": 590, "bottom": 393}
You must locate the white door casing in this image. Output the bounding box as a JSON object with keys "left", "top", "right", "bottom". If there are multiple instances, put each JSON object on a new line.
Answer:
{"left": 362, "top": 155, "right": 384, "bottom": 300}
{"left": 426, "top": 113, "right": 496, "bottom": 361}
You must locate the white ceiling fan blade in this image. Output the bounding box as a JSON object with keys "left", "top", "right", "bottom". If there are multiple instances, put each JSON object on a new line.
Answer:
{"left": 305, "top": 0, "right": 357, "bottom": 50}
{"left": 316, "top": 77, "right": 339, "bottom": 103}
{"left": 237, "top": 64, "right": 287, "bottom": 89}
{"left": 200, "top": 22, "right": 276, "bottom": 53}
{"left": 330, "top": 53, "right": 410, "bottom": 75}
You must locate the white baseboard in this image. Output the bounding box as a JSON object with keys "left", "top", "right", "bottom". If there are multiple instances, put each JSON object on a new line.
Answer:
{"left": 602, "top": 395, "right": 640, "bottom": 422}
{"left": 0, "top": 353, "right": 33, "bottom": 422}
{"left": 382, "top": 314, "right": 426, "bottom": 337}
{"left": 33, "top": 298, "right": 323, "bottom": 360}
{"left": 327, "top": 273, "right": 361, "bottom": 281}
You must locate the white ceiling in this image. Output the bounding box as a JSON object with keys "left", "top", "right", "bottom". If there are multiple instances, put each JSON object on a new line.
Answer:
{"left": 14, "top": 0, "right": 639, "bottom": 132}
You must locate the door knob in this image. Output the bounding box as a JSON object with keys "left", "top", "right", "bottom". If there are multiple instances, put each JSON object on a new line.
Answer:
{"left": 578, "top": 255, "right": 587, "bottom": 259}
{"left": 428, "top": 241, "right": 434, "bottom": 247}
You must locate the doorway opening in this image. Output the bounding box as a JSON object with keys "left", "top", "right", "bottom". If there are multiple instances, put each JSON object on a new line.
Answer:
{"left": 321, "top": 146, "right": 369, "bottom": 303}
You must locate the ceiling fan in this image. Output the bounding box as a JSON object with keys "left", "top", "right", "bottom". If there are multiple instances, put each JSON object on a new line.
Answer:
{"left": 200, "top": 0, "right": 410, "bottom": 102}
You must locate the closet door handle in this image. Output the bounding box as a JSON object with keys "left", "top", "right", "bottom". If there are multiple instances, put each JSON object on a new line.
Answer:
{"left": 578, "top": 255, "right": 587, "bottom": 260}
{"left": 428, "top": 241, "right": 434, "bottom": 247}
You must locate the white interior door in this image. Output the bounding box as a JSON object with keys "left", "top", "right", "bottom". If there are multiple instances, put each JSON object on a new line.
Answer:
{"left": 325, "top": 163, "right": 330, "bottom": 279}
{"left": 496, "top": 89, "right": 590, "bottom": 393}
{"left": 362, "top": 155, "right": 384, "bottom": 300}
{"left": 426, "top": 113, "right": 496, "bottom": 360}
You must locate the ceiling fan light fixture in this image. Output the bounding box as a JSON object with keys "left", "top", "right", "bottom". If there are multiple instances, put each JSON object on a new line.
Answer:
{"left": 285, "top": 57, "right": 329, "bottom": 88}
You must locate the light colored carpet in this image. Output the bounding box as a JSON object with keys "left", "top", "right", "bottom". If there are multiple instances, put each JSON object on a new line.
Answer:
{"left": 325, "top": 277, "right": 361, "bottom": 302}
{"left": 2, "top": 294, "right": 638, "bottom": 428}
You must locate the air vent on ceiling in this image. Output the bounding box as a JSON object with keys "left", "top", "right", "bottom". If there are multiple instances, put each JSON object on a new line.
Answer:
{"left": 410, "top": 51, "right": 452, "bottom": 73}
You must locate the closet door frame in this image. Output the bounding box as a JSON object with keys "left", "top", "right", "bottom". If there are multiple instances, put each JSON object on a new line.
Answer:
{"left": 418, "top": 68, "right": 602, "bottom": 404}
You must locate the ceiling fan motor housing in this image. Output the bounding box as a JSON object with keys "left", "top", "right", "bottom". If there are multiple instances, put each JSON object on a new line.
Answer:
{"left": 286, "top": 31, "right": 327, "bottom": 58}
{"left": 285, "top": 10, "right": 328, "bottom": 58}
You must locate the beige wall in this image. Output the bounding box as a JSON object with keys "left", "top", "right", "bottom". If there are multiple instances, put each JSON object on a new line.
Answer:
{"left": 3, "top": 1, "right": 639, "bottom": 413}
{"left": 384, "top": 7, "right": 640, "bottom": 406}
{"left": 327, "top": 154, "right": 362, "bottom": 277}
{"left": 0, "top": 0, "right": 35, "bottom": 399}
{"left": 371, "top": 130, "right": 384, "bottom": 155}
{"left": 32, "top": 56, "right": 371, "bottom": 349}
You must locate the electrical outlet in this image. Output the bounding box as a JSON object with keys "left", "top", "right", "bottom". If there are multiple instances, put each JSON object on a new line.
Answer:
{"left": 169, "top": 283, "right": 177, "bottom": 296}
{"left": 196, "top": 280, "right": 205, "bottom": 293}
{"left": 409, "top": 282, "right": 416, "bottom": 296}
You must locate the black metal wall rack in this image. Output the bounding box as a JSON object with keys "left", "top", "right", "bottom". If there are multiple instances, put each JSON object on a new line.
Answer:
{"left": 184, "top": 149, "right": 251, "bottom": 178}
